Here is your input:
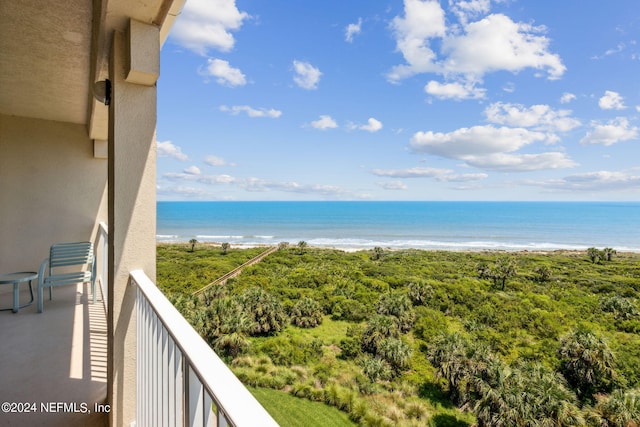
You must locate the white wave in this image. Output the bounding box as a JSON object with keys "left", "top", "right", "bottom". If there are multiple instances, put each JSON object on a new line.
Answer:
{"left": 303, "top": 238, "right": 634, "bottom": 252}
{"left": 196, "top": 235, "right": 244, "bottom": 240}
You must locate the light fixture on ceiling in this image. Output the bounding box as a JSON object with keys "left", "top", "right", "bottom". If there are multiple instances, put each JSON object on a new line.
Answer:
{"left": 93, "top": 79, "right": 111, "bottom": 106}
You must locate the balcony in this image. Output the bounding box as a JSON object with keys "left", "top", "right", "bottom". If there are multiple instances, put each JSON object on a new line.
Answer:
{"left": 0, "top": 225, "right": 277, "bottom": 426}
{"left": 0, "top": 279, "right": 108, "bottom": 426}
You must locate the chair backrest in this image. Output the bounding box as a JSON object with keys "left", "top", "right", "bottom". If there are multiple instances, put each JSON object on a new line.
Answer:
{"left": 50, "top": 242, "right": 94, "bottom": 273}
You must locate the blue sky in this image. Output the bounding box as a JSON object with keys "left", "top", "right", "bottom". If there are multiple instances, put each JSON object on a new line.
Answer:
{"left": 156, "top": 0, "right": 640, "bottom": 201}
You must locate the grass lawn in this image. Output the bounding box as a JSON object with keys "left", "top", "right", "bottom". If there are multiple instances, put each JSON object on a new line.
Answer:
{"left": 249, "top": 386, "right": 356, "bottom": 427}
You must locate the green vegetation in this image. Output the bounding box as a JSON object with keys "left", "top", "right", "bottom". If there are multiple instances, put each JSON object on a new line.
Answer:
{"left": 249, "top": 387, "right": 357, "bottom": 427}
{"left": 158, "top": 246, "right": 640, "bottom": 426}
{"left": 157, "top": 243, "right": 266, "bottom": 294}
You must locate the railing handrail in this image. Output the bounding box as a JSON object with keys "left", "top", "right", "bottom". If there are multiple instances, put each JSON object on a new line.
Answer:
{"left": 131, "top": 269, "right": 278, "bottom": 427}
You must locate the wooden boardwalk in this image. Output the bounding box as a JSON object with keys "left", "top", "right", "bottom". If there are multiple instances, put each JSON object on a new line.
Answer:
{"left": 192, "top": 246, "right": 279, "bottom": 296}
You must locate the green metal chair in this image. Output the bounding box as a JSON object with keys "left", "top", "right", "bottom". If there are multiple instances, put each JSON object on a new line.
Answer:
{"left": 37, "top": 242, "right": 96, "bottom": 313}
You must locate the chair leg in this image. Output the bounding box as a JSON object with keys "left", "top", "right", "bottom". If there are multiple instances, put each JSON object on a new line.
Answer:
{"left": 37, "top": 285, "right": 44, "bottom": 313}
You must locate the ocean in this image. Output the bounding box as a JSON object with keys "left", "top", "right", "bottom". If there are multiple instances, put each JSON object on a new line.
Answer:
{"left": 157, "top": 201, "right": 640, "bottom": 252}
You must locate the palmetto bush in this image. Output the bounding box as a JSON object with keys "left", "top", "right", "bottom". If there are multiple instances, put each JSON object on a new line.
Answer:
{"left": 376, "top": 292, "right": 415, "bottom": 332}
{"left": 558, "top": 328, "right": 617, "bottom": 402}
{"left": 290, "top": 296, "right": 323, "bottom": 328}
{"left": 239, "top": 287, "right": 288, "bottom": 336}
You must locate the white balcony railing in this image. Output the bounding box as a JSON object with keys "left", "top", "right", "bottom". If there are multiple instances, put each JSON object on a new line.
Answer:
{"left": 132, "top": 270, "right": 278, "bottom": 427}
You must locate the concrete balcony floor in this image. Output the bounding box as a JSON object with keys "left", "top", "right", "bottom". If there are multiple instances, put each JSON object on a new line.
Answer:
{"left": 0, "top": 282, "right": 108, "bottom": 426}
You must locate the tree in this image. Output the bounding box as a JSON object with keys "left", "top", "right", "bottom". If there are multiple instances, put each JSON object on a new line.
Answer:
{"left": 558, "top": 328, "right": 617, "bottom": 402}
{"left": 290, "top": 297, "right": 323, "bottom": 328}
{"left": 587, "top": 247, "right": 602, "bottom": 264}
{"left": 492, "top": 256, "right": 517, "bottom": 290}
{"left": 189, "top": 238, "right": 198, "bottom": 252}
{"left": 477, "top": 257, "right": 517, "bottom": 290}
{"left": 603, "top": 247, "right": 617, "bottom": 262}
{"left": 221, "top": 242, "right": 230, "bottom": 254}
{"left": 297, "top": 240, "right": 308, "bottom": 254}
{"left": 370, "top": 246, "right": 384, "bottom": 261}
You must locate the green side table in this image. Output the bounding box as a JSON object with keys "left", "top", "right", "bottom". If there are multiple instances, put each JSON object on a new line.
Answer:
{"left": 0, "top": 272, "right": 37, "bottom": 313}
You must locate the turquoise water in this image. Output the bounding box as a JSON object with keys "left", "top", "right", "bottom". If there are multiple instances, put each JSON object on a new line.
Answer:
{"left": 157, "top": 201, "right": 640, "bottom": 251}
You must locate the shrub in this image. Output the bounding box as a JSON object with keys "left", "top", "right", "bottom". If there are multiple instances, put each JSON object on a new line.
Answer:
{"left": 360, "top": 356, "right": 392, "bottom": 382}
{"left": 601, "top": 295, "right": 638, "bottom": 320}
{"left": 558, "top": 328, "right": 617, "bottom": 401}
{"left": 533, "top": 265, "right": 553, "bottom": 283}
{"left": 593, "top": 388, "right": 640, "bottom": 426}
{"left": 331, "top": 298, "right": 369, "bottom": 321}
{"left": 338, "top": 336, "right": 361, "bottom": 360}
{"left": 361, "top": 315, "right": 400, "bottom": 355}
{"left": 290, "top": 296, "right": 323, "bottom": 328}
{"left": 407, "top": 281, "right": 434, "bottom": 306}
{"left": 376, "top": 292, "right": 416, "bottom": 332}
{"left": 240, "top": 287, "right": 288, "bottom": 336}
{"left": 377, "top": 337, "right": 413, "bottom": 374}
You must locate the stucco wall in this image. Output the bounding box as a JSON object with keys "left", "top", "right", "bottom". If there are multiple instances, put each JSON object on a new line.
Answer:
{"left": 0, "top": 114, "right": 107, "bottom": 272}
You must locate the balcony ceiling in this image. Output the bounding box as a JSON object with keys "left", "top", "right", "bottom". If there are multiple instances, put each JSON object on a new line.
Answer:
{"left": 0, "top": 0, "right": 183, "bottom": 128}
{"left": 0, "top": 0, "right": 92, "bottom": 125}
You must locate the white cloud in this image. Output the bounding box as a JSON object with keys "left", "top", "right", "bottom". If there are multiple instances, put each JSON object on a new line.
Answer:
{"left": 598, "top": 90, "right": 626, "bottom": 110}
{"left": 220, "top": 105, "right": 282, "bottom": 118}
{"left": 484, "top": 102, "right": 581, "bottom": 132}
{"left": 463, "top": 152, "right": 576, "bottom": 171}
{"left": 164, "top": 172, "right": 236, "bottom": 185}
{"left": 410, "top": 125, "right": 576, "bottom": 171}
{"left": 411, "top": 125, "right": 547, "bottom": 157}
{"left": 388, "top": 2, "right": 565, "bottom": 89}
{"left": 163, "top": 171, "right": 367, "bottom": 198}
{"left": 157, "top": 141, "right": 188, "bottom": 161}
{"left": 345, "top": 18, "right": 362, "bottom": 43}
{"left": 157, "top": 186, "right": 217, "bottom": 199}
{"left": 371, "top": 167, "right": 488, "bottom": 181}
{"left": 205, "top": 155, "right": 235, "bottom": 167}
{"left": 425, "top": 80, "right": 486, "bottom": 100}
{"left": 377, "top": 181, "right": 408, "bottom": 190}
{"left": 525, "top": 170, "right": 640, "bottom": 192}
{"left": 388, "top": 0, "right": 446, "bottom": 81}
{"left": 293, "top": 60, "right": 322, "bottom": 90}
{"left": 170, "top": 0, "right": 249, "bottom": 55}
{"left": 310, "top": 115, "right": 338, "bottom": 130}
{"left": 450, "top": 0, "right": 491, "bottom": 25}
{"left": 560, "top": 92, "right": 576, "bottom": 104}
{"left": 183, "top": 166, "right": 201, "bottom": 175}
{"left": 356, "top": 118, "right": 383, "bottom": 132}
{"left": 441, "top": 14, "right": 565, "bottom": 79}
{"left": 580, "top": 118, "right": 639, "bottom": 146}
{"left": 203, "top": 59, "right": 246, "bottom": 86}
{"left": 373, "top": 166, "right": 453, "bottom": 178}
{"left": 637, "top": 106, "right": 640, "bottom": 113}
